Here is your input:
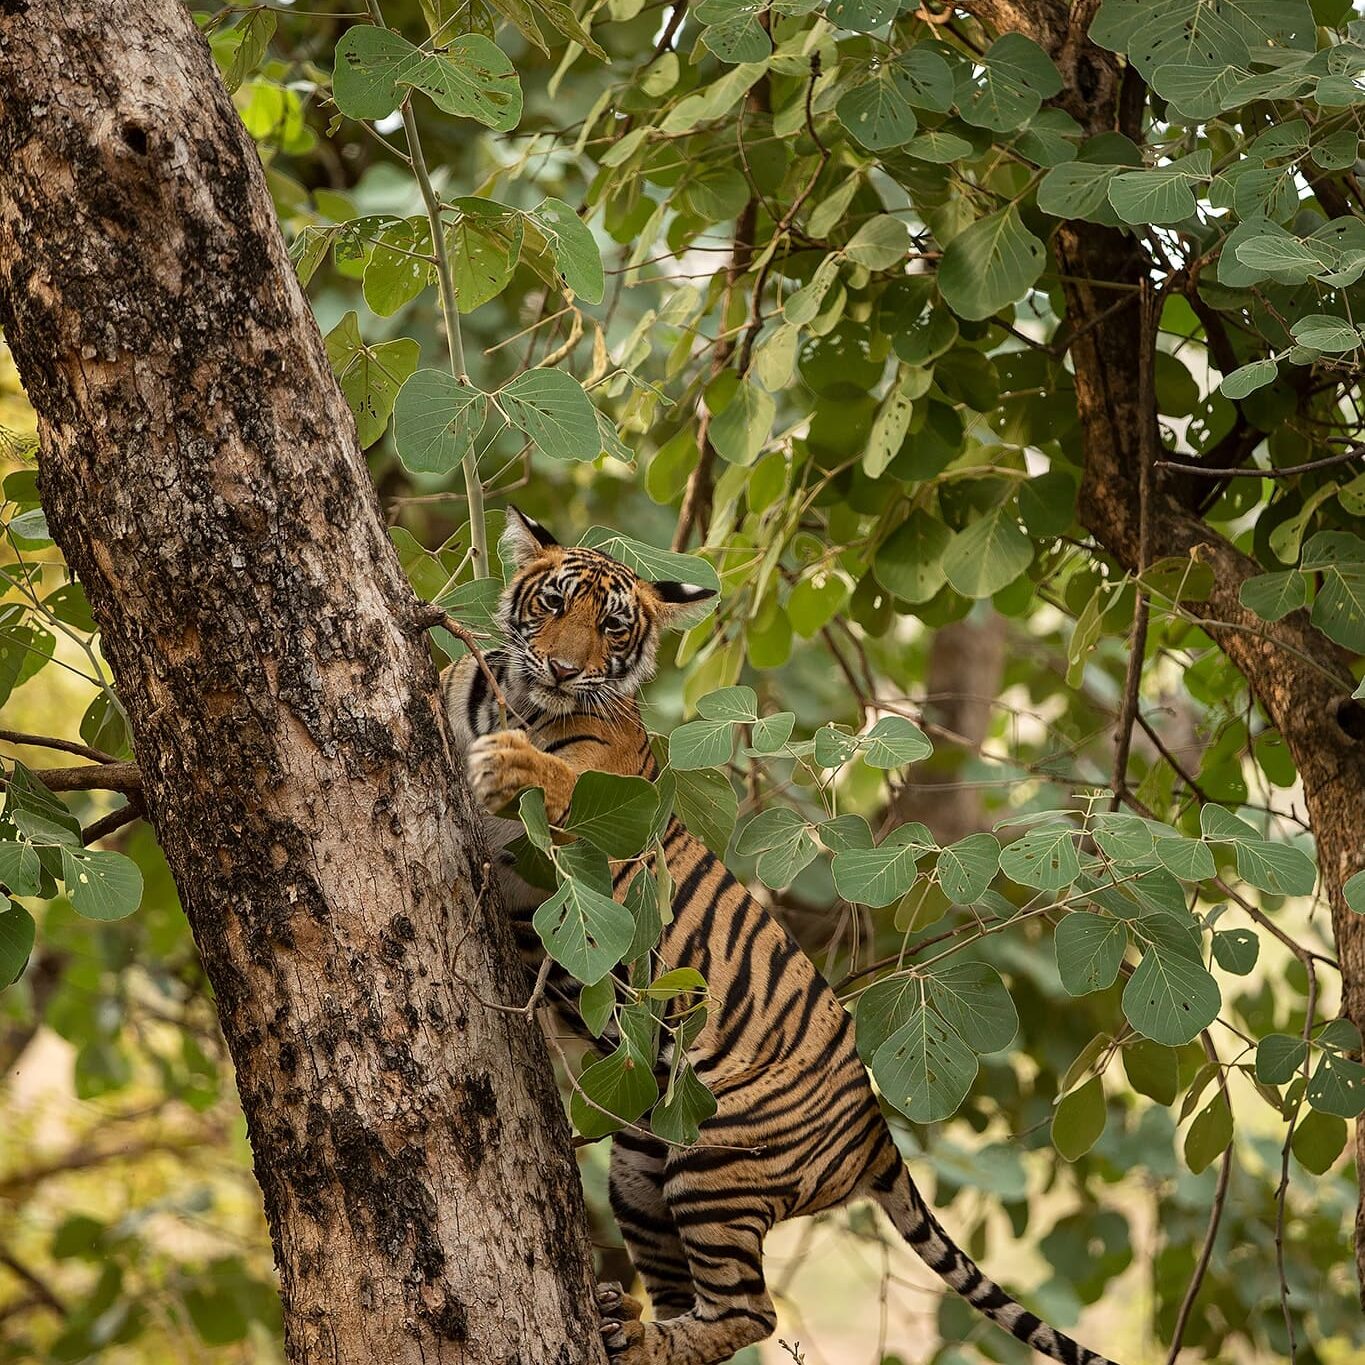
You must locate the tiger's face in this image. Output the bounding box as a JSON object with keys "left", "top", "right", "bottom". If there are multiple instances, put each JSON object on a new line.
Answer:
{"left": 497, "top": 507, "right": 716, "bottom": 716}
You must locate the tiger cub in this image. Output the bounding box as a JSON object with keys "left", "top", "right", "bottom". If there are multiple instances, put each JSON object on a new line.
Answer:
{"left": 441, "top": 507, "right": 1117, "bottom": 1365}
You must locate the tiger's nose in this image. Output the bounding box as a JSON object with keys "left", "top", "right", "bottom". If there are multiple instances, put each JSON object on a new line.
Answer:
{"left": 549, "top": 658, "right": 582, "bottom": 683}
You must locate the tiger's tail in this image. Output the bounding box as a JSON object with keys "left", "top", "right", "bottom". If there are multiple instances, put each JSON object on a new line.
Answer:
{"left": 874, "top": 1160, "right": 1119, "bottom": 1365}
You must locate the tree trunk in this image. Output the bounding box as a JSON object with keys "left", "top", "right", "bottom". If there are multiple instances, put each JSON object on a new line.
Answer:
{"left": 0, "top": 3, "right": 605, "bottom": 1359}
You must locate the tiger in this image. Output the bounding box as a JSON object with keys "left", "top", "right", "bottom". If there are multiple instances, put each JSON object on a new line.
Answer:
{"left": 440, "top": 506, "right": 1118, "bottom": 1365}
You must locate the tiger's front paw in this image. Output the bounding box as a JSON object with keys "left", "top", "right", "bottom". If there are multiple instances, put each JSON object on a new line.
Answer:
{"left": 467, "top": 730, "right": 573, "bottom": 817}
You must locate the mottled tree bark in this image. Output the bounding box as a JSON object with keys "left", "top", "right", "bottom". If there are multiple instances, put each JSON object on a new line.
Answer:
{"left": 0, "top": 3, "right": 605, "bottom": 1360}
{"left": 960, "top": 0, "right": 1365, "bottom": 1297}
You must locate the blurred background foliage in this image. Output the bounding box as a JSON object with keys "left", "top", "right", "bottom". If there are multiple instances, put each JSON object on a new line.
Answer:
{"left": 4, "top": 0, "right": 1365, "bottom": 1362}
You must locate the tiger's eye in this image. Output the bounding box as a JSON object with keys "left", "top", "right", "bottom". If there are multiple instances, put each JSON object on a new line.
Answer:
{"left": 541, "top": 589, "right": 564, "bottom": 612}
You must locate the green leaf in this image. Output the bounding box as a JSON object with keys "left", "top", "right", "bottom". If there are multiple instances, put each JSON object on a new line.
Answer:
{"left": 735, "top": 807, "right": 818, "bottom": 888}
{"left": 836, "top": 71, "right": 918, "bottom": 151}
{"left": 832, "top": 823, "right": 936, "bottom": 907}
{"left": 1122, "top": 944, "right": 1221, "bottom": 1046}
{"left": 1219, "top": 358, "right": 1279, "bottom": 400}
{"left": 1038, "top": 161, "right": 1129, "bottom": 223}
{"left": 325, "top": 312, "right": 422, "bottom": 450}
{"left": 1307, "top": 1050, "right": 1365, "bottom": 1119}
{"left": 362, "top": 217, "right": 433, "bottom": 317}
{"left": 787, "top": 573, "right": 848, "bottom": 639}
{"left": 999, "top": 825, "right": 1080, "bottom": 891}
{"left": 60, "top": 847, "right": 143, "bottom": 921}
{"left": 667, "top": 719, "right": 734, "bottom": 770}
{"left": 1052, "top": 1075, "right": 1106, "bottom": 1162}
{"left": 518, "top": 788, "right": 552, "bottom": 853}
{"left": 1345, "top": 869, "right": 1365, "bottom": 912}
{"left": 871, "top": 1004, "right": 978, "bottom": 1123}
{"left": 749, "top": 711, "right": 795, "bottom": 753}
{"left": 942, "top": 505, "right": 1033, "bottom": 598}
{"left": 0, "top": 900, "right": 35, "bottom": 989}
{"left": 1183, "top": 1091, "right": 1232, "bottom": 1174}
{"left": 405, "top": 36, "right": 522, "bottom": 132}
{"left": 1122, "top": 1039, "right": 1179, "bottom": 1104}
{"left": 527, "top": 197, "right": 604, "bottom": 304}
{"left": 937, "top": 207, "right": 1047, "bottom": 322}
{"left": 499, "top": 369, "right": 599, "bottom": 462}
{"left": 1292, "top": 1108, "right": 1348, "bottom": 1174}
{"left": 5, "top": 765, "right": 82, "bottom": 847}
{"left": 1091, "top": 812, "right": 1154, "bottom": 863}
{"left": 825, "top": 0, "right": 897, "bottom": 32}
{"left": 666, "top": 767, "right": 737, "bottom": 853}
{"left": 936, "top": 833, "right": 1000, "bottom": 905}
{"left": 565, "top": 773, "right": 658, "bottom": 858}
{"left": 709, "top": 377, "right": 774, "bottom": 467}
{"left": 578, "top": 528, "right": 720, "bottom": 594}
{"left": 392, "top": 368, "right": 487, "bottom": 475}
{"left": 699, "top": 8, "right": 771, "bottom": 64}
{"left": 1107, "top": 152, "right": 1209, "bottom": 225}
{"left": 960, "top": 32, "right": 1062, "bottom": 132}
{"left": 651, "top": 1060, "right": 717, "bottom": 1145}
{"left": 1232, "top": 839, "right": 1316, "bottom": 897}
{"left": 533, "top": 875, "right": 635, "bottom": 984}
{"left": 874, "top": 510, "right": 952, "bottom": 604}
{"left": 928, "top": 962, "right": 1018, "bottom": 1053}
{"left": 332, "top": 26, "right": 426, "bottom": 120}
{"left": 696, "top": 686, "right": 758, "bottom": 722}
{"left": 1055, "top": 912, "right": 1127, "bottom": 995}
{"left": 571, "top": 1036, "right": 658, "bottom": 1138}
{"left": 1291, "top": 313, "right": 1363, "bottom": 353}
{"left": 844, "top": 215, "right": 909, "bottom": 270}
{"left": 1211, "top": 927, "right": 1259, "bottom": 975}
{"left": 0, "top": 840, "right": 41, "bottom": 896}
{"left": 1240, "top": 570, "right": 1307, "bottom": 621}
{"left": 1151, "top": 62, "right": 1249, "bottom": 117}
{"left": 448, "top": 201, "right": 524, "bottom": 311}
{"left": 861, "top": 715, "right": 932, "bottom": 768}
{"left": 1255, "top": 1033, "right": 1307, "bottom": 1085}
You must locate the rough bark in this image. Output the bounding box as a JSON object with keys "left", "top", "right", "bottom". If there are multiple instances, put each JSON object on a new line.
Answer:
{"left": 0, "top": 3, "right": 605, "bottom": 1360}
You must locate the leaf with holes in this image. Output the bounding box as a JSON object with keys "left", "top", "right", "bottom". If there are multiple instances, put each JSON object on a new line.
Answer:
{"left": 392, "top": 369, "right": 487, "bottom": 474}
{"left": 60, "top": 847, "right": 143, "bottom": 922}
{"left": 999, "top": 825, "right": 1080, "bottom": 891}
{"left": 942, "top": 505, "right": 1033, "bottom": 598}
{"left": 928, "top": 962, "right": 1018, "bottom": 1054}
{"left": 936, "top": 833, "right": 1000, "bottom": 905}
{"left": 1307, "top": 1050, "right": 1365, "bottom": 1119}
{"left": 871, "top": 1004, "right": 978, "bottom": 1124}
{"left": 325, "top": 313, "right": 421, "bottom": 451}
{"left": 405, "top": 36, "right": 522, "bottom": 131}
{"left": 1055, "top": 912, "right": 1127, "bottom": 996}
{"left": 696, "top": 686, "right": 758, "bottom": 723}
{"left": 1255, "top": 1033, "right": 1307, "bottom": 1085}
{"left": 836, "top": 71, "right": 918, "bottom": 150}
{"left": 1122, "top": 944, "right": 1220, "bottom": 1046}
{"left": 861, "top": 716, "right": 932, "bottom": 768}
{"left": 526, "top": 197, "right": 604, "bottom": 304}
{"left": 1211, "top": 927, "right": 1259, "bottom": 975}
{"left": 332, "top": 26, "right": 426, "bottom": 120}
{"left": 533, "top": 875, "right": 635, "bottom": 985}
{"left": 499, "top": 369, "right": 599, "bottom": 463}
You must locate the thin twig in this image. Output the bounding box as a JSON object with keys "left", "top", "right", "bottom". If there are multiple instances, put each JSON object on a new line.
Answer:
{"left": 416, "top": 604, "right": 511, "bottom": 728}
{"left": 1166, "top": 1029, "right": 1234, "bottom": 1363}
{"left": 1155, "top": 446, "right": 1365, "bottom": 479}
{"left": 0, "top": 729, "right": 117, "bottom": 764}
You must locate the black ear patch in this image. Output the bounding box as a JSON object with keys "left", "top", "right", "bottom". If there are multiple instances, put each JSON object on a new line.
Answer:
{"left": 653, "top": 581, "right": 716, "bottom": 604}
{"left": 507, "top": 504, "right": 559, "bottom": 549}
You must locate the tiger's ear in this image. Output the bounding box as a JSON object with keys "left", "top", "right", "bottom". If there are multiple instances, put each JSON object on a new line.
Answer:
{"left": 650, "top": 581, "right": 718, "bottom": 630}
{"left": 500, "top": 505, "right": 559, "bottom": 571}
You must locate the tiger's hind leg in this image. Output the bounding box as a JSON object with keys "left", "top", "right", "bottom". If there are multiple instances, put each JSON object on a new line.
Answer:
{"left": 602, "top": 1146, "right": 777, "bottom": 1365}
{"left": 605, "top": 1133, "right": 695, "bottom": 1321}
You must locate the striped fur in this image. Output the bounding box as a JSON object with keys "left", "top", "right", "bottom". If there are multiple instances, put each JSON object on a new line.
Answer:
{"left": 441, "top": 509, "right": 1118, "bottom": 1365}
